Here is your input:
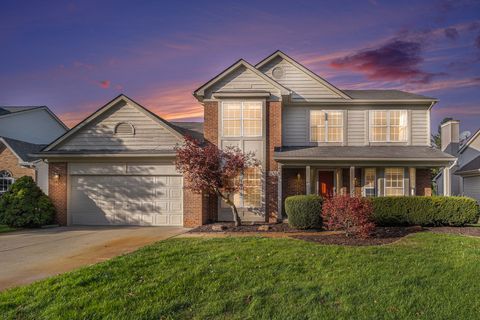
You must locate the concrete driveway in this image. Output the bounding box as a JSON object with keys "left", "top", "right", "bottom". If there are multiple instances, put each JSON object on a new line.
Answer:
{"left": 0, "top": 226, "right": 187, "bottom": 291}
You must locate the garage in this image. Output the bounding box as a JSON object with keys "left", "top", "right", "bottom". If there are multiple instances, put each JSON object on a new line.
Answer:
{"left": 68, "top": 163, "right": 183, "bottom": 226}
{"left": 463, "top": 176, "right": 480, "bottom": 202}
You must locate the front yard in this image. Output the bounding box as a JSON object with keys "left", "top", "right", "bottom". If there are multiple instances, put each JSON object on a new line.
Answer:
{"left": 1, "top": 232, "right": 480, "bottom": 319}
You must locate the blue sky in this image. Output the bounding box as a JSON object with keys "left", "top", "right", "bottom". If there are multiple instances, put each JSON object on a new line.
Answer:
{"left": 1, "top": 0, "right": 479, "bottom": 135}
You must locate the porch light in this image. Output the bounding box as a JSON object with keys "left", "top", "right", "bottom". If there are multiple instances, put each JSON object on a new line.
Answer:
{"left": 53, "top": 173, "right": 60, "bottom": 180}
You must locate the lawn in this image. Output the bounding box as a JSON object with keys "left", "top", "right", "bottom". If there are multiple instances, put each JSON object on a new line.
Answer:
{"left": 0, "top": 225, "right": 15, "bottom": 233}
{"left": 1, "top": 233, "right": 480, "bottom": 319}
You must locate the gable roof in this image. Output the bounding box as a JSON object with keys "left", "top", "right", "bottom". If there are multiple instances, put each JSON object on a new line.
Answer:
{"left": 0, "top": 136, "right": 45, "bottom": 163}
{"left": 171, "top": 121, "right": 204, "bottom": 141}
{"left": 256, "top": 50, "right": 351, "bottom": 100}
{"left": 42, "top": 94, "right": 186, "bottom": 152}
{"left": 458, "top": 129, "right": 480, "bottom": 154}
{"left": 455, "top": 155, "right": 480, "bottom": 176}
{"left": 0, "top": 106, "right": 69, "bottom": 130}
{"left": 193, "top": 59, "right": 290, "bottom": 100}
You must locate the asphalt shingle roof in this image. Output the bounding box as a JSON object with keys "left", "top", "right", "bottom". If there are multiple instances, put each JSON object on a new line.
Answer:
{"left": 343, "top": 90, "right": 435, "bottom": 101}
{"left": 456, "top": 156, "right": 480, "bottom": 174}
{"left": 0, "top": 137, "right": 46, "bottom": 162}
{"left": 0, "top": 106, "right": 44, "bottom": 117}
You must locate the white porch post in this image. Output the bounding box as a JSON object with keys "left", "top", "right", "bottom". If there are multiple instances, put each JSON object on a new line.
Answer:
{"left": 335, "top": 168, "right": 342, "bottom": 195}
{"left": 278, "top": 163, "right": 283, "bottom": 219}
{"left": 443, "top": 166, "right": 451, "bottom": 196}
{"left": 306, "top": 166, "right": 311, "bottom": 195}
{"left": 349, "top": 166, "right": 355, "bottom": 196}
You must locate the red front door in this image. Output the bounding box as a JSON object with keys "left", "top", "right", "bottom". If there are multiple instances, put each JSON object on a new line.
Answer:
{"left": 318, "top": 171, "right": 334, "bottom": 197}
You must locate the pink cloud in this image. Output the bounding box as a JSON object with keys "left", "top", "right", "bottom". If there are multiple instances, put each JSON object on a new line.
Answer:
{"left": 99, "top": 80, "right": 110, "bottom": 89}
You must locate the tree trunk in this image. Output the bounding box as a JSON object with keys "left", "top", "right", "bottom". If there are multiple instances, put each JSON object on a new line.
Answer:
{"left": 216, "top": 190, "right": 242, "bottom": 226}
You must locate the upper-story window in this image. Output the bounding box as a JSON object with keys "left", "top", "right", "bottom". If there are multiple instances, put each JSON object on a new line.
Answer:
{"left": 369, "top": 110, "right": 407, "bottom": 142}
{"left": 310, "top": 110, "right": 343, "bottom": 143}
{"left": 222, "top": 101, "right": 262, "bottom": 137}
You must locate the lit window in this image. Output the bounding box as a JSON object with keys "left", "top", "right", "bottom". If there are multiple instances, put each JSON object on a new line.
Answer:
{"left": 310, "top": 111, "right": 343, "bottom": 142}
{"left": 0, "top": 171, "right": 14, "bottom": 195}
{"left": 364, "top": 168, "right": 376, "bottom": 197}
{"left": 385, "top": 168, "right": 404, "bottom": 196}
{"left": 370, "top": 110, "right": 407, "bottom": 142}
{"left": 222, "top": 101, "right": 262, "bottom": 137}
{"left": 243, "top": 168, "right": 262, "bottom": 208}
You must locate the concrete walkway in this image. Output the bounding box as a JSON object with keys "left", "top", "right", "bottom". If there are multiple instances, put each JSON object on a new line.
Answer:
{"left": 0, "top": 226, "right": 187, "bottom": 291}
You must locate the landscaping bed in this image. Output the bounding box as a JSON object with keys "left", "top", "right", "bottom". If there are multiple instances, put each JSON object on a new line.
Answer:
{"left": 292, "top": 226, "right": 422, "bottom": 246}
{"left": 189, "top": 222, "right": 322, "bottom": 233}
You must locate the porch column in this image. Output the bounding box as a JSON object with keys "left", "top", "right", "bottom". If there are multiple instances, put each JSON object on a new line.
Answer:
{"left": 306, "top": 166, "right": 311, "bottom": 195}
{"left": 443, "top": 166, "right": 451, "bottom": 196}
{"left": 335, "top": 168, "right": 342, "bottom": 195}
{"left": 349, "top": 166, "right": 355, "bottom": 195}
{"left": 277, "top": 163, "right": 283, "bottom": 219}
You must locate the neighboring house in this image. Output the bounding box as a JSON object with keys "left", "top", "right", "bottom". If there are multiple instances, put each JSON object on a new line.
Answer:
{"left": 435, "top": 120, "right": 480, "bottom": 201}
{"left": 38, "top": 50, "right": 454, "bottom": 227}
{"left": 0, "top": 106, "right": 68, "bottom": 194}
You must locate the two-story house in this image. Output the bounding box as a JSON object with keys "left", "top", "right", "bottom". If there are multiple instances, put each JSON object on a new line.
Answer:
{"left": 0, "top": 106, "right": 67, "bottom": 195}
{"left": 39, "top": 51, "right": 454, "bottom": 227}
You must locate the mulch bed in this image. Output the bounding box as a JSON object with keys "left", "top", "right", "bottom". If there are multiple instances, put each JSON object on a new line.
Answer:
{"left": 292, "top": 227, "right": 423, "bottom": 246}
{"left": 426, "top": 226, "right": 480, "bottom": 237}
{"left": 189, "top": 222, "right": 322, "bottom": 233}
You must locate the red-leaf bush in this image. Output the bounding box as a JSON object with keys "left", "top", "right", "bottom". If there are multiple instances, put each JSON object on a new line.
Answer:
{"left": 322, "top": 195, "right": 375, "bottom": 238}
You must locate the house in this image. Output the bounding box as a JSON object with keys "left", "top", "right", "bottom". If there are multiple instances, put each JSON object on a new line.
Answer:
{"left": 0, "top": 106, "right": 68, "bottom": 195}
{"left": 38, "top": 50, "right": 455, "bottom": 227}
{"left": 435, "top": 120, "right": 480, "bottom": 201}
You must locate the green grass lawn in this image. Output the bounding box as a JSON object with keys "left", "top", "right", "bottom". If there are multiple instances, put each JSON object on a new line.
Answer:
{"left": 1, "top": 233, "right": 480, "bottom": 319}
{"left": 0, "top": 225, "right": 15, "bottom": 233}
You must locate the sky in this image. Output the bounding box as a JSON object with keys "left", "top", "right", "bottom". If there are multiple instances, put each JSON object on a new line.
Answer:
{"left": 1, "top": 0, "right": 479, "bottom": 135}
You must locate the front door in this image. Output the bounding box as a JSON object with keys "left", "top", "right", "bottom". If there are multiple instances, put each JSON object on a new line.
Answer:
{"left": 318, "top": 171, "right": 334, "bottom": 197}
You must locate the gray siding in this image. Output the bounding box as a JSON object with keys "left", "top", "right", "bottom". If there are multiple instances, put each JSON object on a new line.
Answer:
{"left": 258, "top": 56, "right": 342, "bottom": 102}
{"left": 347, "top": 110, "right": 367, "bottom": 146}
{"left": 204, "top": 66, "right": 281, "bottom": 100}
{"left": 464, "top": 176, "right": 480, "bottom": 202}
{"left": 58, "top": 101, "right": 181, "bottom": 151}
{"left": 411, "top": 109, "right": 429, "bottom": 145}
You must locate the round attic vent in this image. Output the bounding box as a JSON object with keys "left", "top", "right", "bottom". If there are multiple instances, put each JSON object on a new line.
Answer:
{"left": 272, "top": 66, "right": 284, "bottom": 79}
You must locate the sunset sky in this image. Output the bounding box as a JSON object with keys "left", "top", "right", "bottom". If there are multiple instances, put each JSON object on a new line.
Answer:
{"left": 1, "top": 0, "right": 479, "bottom": 135}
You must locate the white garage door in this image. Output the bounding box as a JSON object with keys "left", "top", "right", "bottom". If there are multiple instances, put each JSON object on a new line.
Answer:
{"left": 464, "top": 176, "right": 480, "bottom": 203}
{"left": 68, "top": 163, "right": 183, "bottom": 226}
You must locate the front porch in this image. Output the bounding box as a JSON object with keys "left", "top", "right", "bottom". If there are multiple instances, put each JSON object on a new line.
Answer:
{"left": 278, "top": 164, "right": 434, "bottom": 217}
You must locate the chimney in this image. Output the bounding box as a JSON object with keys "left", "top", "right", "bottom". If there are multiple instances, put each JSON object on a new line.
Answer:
{"left": 441, "top": 120, "right": 460, "bottom": 155}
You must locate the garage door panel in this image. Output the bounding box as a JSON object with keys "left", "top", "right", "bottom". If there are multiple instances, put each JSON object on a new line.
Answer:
{"left": 70, "top": 173, "right": 183, "bottom": 226}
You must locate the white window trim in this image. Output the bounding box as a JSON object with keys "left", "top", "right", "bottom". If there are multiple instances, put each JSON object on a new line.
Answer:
{"left": 363, "top": 168, "right": 376, "bottom": 197}
{"left": 221, "top": 101, "right": 263, "bottom": 138}
{"left": 0, "top": 170, "right": 14, "bottom": 195}
{"left": 369, "top": 110, "right": 408, "bottom": 143}
{"left": 384, "top": 168, "right": 405, "bottom": 196}
{"left": 309, "top": 110, "right": 344, "bottom": 143}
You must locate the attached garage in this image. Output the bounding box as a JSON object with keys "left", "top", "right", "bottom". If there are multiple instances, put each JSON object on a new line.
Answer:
{"left": 463, "top": 176, "right": 480, "bottom": 203}
{"left": 68, "top": 163, "right": 183, "bottom": 226}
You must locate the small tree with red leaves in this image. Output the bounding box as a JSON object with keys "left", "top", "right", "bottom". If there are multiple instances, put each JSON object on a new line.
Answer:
{"left": 175, "top": 136, "right": 260, "bottom": 226}
{"left": 322, "top": 195, "right": 376, "bottom": 238}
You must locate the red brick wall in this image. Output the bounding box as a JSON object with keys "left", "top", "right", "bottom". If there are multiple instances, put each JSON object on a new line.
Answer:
{"left": 0, "top": 145, "right": 35, "bottom": 180}
{"left": 204, "top": 101, "right": 218, "bottom": 145}
{"left": 183, "top": 189, "right": 209, "bottom": 227}
{"left": 416, "top": 168, "right": 432, "bottom": 196}
{"left": 282, "top": 168, "right": 306, "bottom": 216}
{"left": 266, "top": 101, "right": 282, "bottom": 222}
{"left": 49, "top": 162, "right": 68, "bottom": 225}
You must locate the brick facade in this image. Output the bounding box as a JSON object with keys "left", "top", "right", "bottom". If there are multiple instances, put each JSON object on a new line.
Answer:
{"left": 183, "top": 189, "right": 209, "bottom": 227}
{"left": 204, "top": 101, "right": 218, "bottom": 145}
{"left": 282, "top": 168, "right": 306, "bottom": 216}
{"left": 49, "top": 162, "right": 68, "bottom": 226}
{"left": 0, "top": 145, "right": 35, "bottom": 180}
{"left": 416, "top": 168, "right": 432, "bottom": 196}
{"left": 266, "top": 101, "right": 282, "bottom": 222}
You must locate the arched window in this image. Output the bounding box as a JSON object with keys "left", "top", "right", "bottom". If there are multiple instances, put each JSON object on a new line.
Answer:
{"left": 0, "top": 171, "right": 14, "bottom": 195}
{"left": 114, "top": 122, "right": 135, "bottom": 135}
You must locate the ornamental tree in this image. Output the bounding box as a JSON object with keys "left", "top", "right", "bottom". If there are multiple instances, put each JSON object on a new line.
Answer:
{"left": 175, "top": 136, "right": 260, "bottom": 226}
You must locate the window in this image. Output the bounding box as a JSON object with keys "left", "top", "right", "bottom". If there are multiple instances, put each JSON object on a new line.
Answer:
{"left": 385, "top": 168, "right": 404, "bottom": 196}
{"left": 310, "top": 111, "right": 343, "bottom": 142}
{"left": 0, "top": 171, "right": 14, "bottom": 195}
{"left": 370, "top": 110, "right": 407, "bottom": 142}
{"left": 364, "top": 168, "right": 376, "bottom": 197}
{"left": 243, "top": 168, "right": 262, "bottom": 208}
{"left": 222, "top": 101, "right": 262, "bottom": 137}
{"left": 115, "top": 122, "right": 135, "bottom": 135}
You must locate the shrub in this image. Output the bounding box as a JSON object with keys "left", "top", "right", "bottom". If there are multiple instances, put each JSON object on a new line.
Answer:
{"left": 0, "top": 176, "right": 55, "bottom": 227}
{"left": 285, "top": 195, "right": 323, "bottom": 229}
{"left": 322, "top": 195, "right": 375, "bottom": 238}
{"left": 371, "top": 196, "right": 480, "bottom": 227}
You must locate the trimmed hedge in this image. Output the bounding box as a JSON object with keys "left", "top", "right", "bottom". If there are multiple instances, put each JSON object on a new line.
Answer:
{"left": 285, "top": 195, "right": 323, "bottom": 229}
{"left": 372, "top": 196, "right": 479, "bottom": 227}
{"left": 0, "top": 176, "right": 55, "bottom": 227}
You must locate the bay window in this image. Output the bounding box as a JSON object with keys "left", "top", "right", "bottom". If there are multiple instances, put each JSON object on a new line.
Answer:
{"left": 385, "top": 168, "right": 404, "bottom": 196}
{"left": 222, "top": 101, "right": 262, "bottom": 137}
{"left": 370, "top": 110, "right": 407, "bottom": 142}
{"left": 310, "top": 110, "right": 343, "bottom": 142}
